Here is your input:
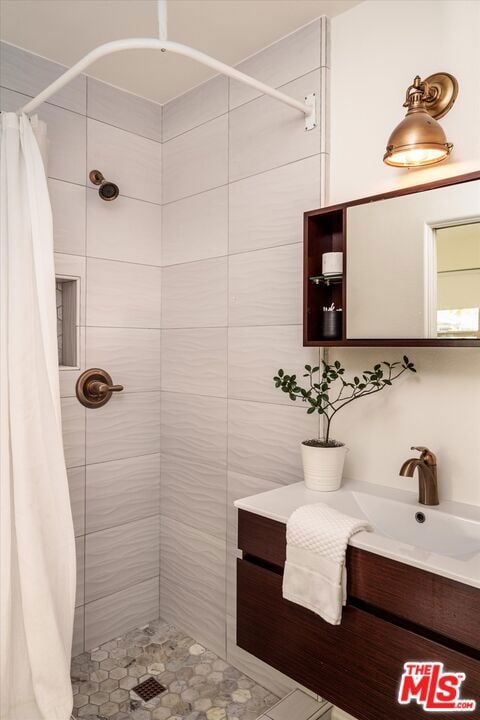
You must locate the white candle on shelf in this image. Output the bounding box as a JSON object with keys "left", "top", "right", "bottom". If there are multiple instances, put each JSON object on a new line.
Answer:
{"left": 322, "top": 252, "right": 343, "bottom": 276}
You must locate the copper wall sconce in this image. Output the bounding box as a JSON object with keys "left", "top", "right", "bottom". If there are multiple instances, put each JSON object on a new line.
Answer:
{"left": 384, "top": 72, "right": 458, "bottom": 168}
{"left": 89, "top": 169, "right": 120, "bottom": 201}
{"left": 76, "top": 368, "right": 124, "bottom": 408}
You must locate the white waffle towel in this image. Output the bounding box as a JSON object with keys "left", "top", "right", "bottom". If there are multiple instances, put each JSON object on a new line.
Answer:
{"left": 282, "top": 503, "right": 369, "bottom": 625}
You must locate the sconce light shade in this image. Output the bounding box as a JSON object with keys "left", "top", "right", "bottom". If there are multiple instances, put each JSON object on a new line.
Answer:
{"left": 384, "top": 110, "right": 452, "bottom": 167}
{"left": 384, "top": 73, "right": 457, "bottom": 168}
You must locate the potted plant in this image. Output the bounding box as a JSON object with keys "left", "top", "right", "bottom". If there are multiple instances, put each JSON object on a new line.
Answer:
{"left": 273, "top": 357, "right": 416, "bottom": 491}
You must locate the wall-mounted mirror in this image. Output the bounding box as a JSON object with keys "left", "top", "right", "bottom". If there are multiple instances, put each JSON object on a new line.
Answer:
{"left": 304, "top": 173, "right": 480, "bottom": 347}
{"left": 345, "top": 177, "right": 480, "bottom": 343}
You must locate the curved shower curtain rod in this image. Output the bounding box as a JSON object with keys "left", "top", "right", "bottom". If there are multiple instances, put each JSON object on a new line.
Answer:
{"left": 19, "top": 0, "right": 317, "bottom": 131}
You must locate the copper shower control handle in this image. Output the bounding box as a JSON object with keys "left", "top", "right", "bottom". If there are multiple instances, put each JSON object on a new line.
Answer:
{"left": 89, "top": 381, "right": 124, "bottom": 396}
{"left": 76, "top": 368, "right": 124, "bottom": 409}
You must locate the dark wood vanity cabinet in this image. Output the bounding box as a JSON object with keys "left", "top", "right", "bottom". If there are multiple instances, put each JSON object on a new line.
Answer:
{"left": 236, "top": 510, "right": 480, "bottom": 720}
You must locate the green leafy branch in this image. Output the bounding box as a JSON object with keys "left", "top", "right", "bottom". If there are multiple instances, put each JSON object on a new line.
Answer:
{"left": 273, "top": 356, "right": 416, "bottom": 445}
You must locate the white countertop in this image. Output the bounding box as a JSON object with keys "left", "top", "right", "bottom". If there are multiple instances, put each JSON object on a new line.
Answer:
{"left": 234, "top": 479, "right": 480, "bottom": 590}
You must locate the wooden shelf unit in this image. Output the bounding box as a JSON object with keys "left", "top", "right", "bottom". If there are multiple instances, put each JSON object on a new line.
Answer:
{"left": 303, "top": 171, "right": 480, "bottom": 348}
{"left": 304, "top": 206, "right": 346, "bottom": 345}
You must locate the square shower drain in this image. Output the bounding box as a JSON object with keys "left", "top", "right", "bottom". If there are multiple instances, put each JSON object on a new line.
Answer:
{"left": 132, "top": 676, "right": 166, "bottom": 702}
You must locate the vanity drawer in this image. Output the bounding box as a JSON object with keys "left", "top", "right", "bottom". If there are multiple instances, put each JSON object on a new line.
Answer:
{"left": 237, "top": 558, "right": 480, "bottom": 720}
{"left": 348, "top": 547, "right": 480, "bottom": 653}
{"left": 238, "top": 509, "right": 286, "bottom": 567}
{"left": 238, "top": 509, "right": 480, "bottom": 652}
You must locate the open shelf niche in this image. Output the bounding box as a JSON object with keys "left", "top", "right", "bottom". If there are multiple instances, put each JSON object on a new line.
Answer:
{"left": 304, "top": 206, "right": 346, "bottom": 345}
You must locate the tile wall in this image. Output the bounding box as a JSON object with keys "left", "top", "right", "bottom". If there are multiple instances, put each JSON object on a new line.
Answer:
{"left": 1, "top": 42, "right": 163, "bottom": 655}
{"left": 159, "top": 19, "right": 328, "bottom": 696}
{"left": 1, "top": 17, "right": 328, "bottom": 697}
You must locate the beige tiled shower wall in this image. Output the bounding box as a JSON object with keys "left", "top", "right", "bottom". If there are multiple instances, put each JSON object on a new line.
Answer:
{"left": 159, "top": 19, "right": 327, "bottom": 696}
{"left": 0, "top": 42, "right": 163, "bottom": 655}
{"left": 0, "top": 17, "right": 327, "bottom": 697}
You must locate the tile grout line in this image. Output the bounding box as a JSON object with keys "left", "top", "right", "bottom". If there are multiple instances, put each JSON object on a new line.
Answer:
{"left": 62, "top": 387, "right": 162, "bottom": 399}
{"left": 48, "top": 145, "right": 327, "bottom": 213}
{"left": 85, "top": 111, "right": 163, "bottom": 145}
{"left": 50, "top": 175, "right": 163, "bottom": 208}
{"left": 318, "top": 18, "right": 325, "bottom": 441}
{"left": 82, "top": 573, "right": 160, "bottom": 613}
{"left": 160, "top": 449, "right": 235, "bottom": 478}
{"left": 80, "top": 509, "right": 161, "bottom": 540}
{"left": 158, "top": 99, "right": 164, "bottom": 624}
{"left": 318, "top": 19, "right": 330, "bottom": 439}
{"left": 82, "top": 81, "right": 88, "bottom": 654}
{"left": 84, "top": 254, "right": 163, "bottom": 270}
{"left": 75, "top": 322, "right": 303, "bottom": 331}
{"left": 83, "top": 71, "right": 163, "bottom": 111}
{"left": 163, "top": 64, "right": 322, "bottom": 145}
{"left": 224, "top": 72, "right": 231, "bottom": 661}
{"left": 159, "top": 388, "right": 316, "bottom": 410}
{"left": 163, "top": 108, "right": 229, "bottom": 145}
{"left": 158, "top": 511, "right": 226, "bottom": 547}
{"left": 163, "top": 150, "right": 328, "bottom": 207}
{"left": 162, "top": 234, "right": 312, "bottom": 269}
{"left": 77, "top": 324, "right": 163, "bottom": 331}
{"left": 1, "top": 80, "right": 163, "bottom": 144}
{"left": 3, "top": 39, "right": 323, "bottom": 148}
{"left": 48, "top": 150, "right": 328, "bottom": 213}
{"left": 68, "top": 449, "right": 161, "bottom": 473}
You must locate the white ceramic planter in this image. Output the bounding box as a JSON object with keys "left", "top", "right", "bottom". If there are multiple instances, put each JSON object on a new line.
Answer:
{"left": 301, "top": 440, "right": 347, "bottom": 491}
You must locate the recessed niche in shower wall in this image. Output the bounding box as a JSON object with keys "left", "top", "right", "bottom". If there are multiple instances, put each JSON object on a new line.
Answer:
{"left": 56, "top": 277, "right": 78, "bottom": 367}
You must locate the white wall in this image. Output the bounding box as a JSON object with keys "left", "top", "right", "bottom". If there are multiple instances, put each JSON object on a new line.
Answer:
{"left": 330, "top": 0, "right": 480, "bottom": 203}
{"left": 330, "top": 0, "right": 480, "bottom": 506}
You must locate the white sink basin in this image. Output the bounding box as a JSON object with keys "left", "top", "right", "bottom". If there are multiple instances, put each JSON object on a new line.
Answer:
{"left": 352, "top": 492, "right": 480, "bottom": 559}
{"left": 234, "top": 479, "right": 480, "bottom": 589}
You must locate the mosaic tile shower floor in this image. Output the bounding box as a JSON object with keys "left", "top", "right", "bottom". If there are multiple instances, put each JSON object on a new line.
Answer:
{"left": 71, "top": 618, "right": 279, "bottom": 720}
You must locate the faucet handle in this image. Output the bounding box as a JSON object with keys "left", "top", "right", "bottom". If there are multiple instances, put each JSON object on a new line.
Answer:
{"left": 411, "top": 446, "right": 437, "bottom": 466}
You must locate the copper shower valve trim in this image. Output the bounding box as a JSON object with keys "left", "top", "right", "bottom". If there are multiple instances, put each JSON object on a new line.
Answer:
{"left": 76, "top": 368, "right": 124, "bottom": 408}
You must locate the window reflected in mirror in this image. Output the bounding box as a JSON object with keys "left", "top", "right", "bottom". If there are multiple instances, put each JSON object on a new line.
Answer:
{"left": 436, "top": 222, "right": 480, "bottom": 338}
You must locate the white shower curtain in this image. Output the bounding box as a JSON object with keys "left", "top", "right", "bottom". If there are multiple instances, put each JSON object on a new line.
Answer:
{"left": 0, "top": 113, "right": 76, "bottom": 720}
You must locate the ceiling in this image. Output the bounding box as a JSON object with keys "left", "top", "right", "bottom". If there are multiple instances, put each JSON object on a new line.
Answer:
{"left": 0, "top": 0, "right": 360, "bottom": 104}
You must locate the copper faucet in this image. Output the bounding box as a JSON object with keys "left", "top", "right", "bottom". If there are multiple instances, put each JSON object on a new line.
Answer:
{"left": 399, "top": 446, "right": 439, "bottom": 506}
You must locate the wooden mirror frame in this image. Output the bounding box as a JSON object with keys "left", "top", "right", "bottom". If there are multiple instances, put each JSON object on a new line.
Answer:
{"left": 303, "top": 170, "right": 480, "bottom": 347}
